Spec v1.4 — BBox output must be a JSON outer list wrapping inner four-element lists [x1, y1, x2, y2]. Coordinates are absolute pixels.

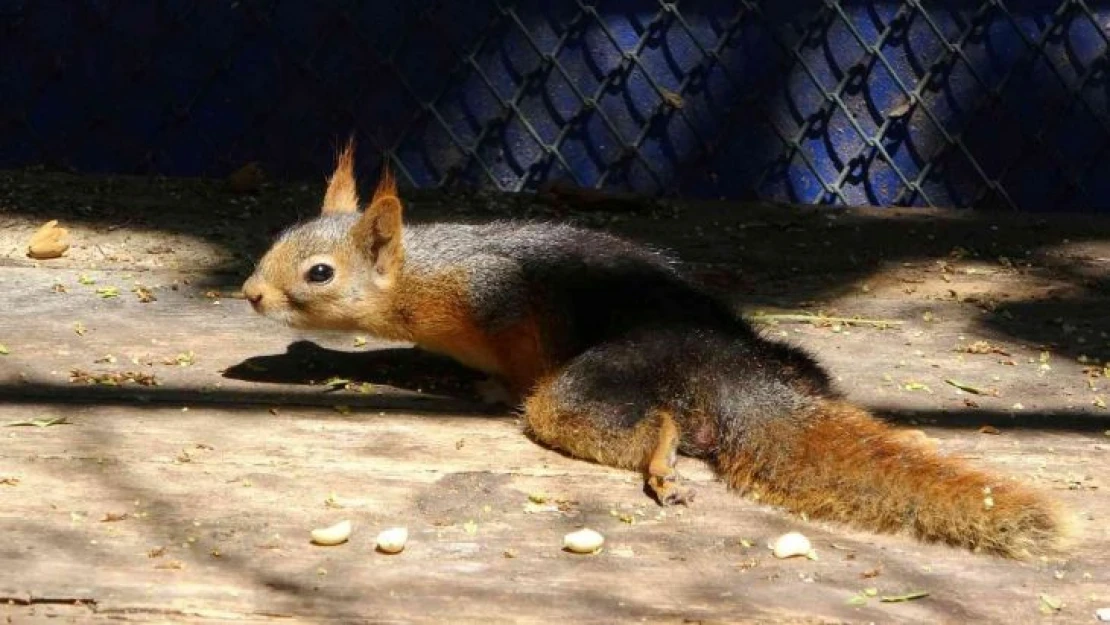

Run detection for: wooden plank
[[1, 231, 1108, 622], [2, 402, 1105, 624]]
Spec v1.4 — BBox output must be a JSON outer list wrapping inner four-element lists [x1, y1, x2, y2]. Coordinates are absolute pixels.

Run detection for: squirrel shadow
[[222, 340, 493, 408]]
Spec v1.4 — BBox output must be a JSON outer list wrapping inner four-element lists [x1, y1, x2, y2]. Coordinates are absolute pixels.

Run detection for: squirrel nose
[[242, 278, 264, 308]]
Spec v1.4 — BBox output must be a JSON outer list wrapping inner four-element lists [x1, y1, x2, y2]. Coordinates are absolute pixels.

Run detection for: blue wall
[[3, 1, 1110, 211]]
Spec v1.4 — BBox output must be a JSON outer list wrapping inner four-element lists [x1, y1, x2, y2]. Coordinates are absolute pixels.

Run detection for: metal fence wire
[[4, 0, 1110, 211]]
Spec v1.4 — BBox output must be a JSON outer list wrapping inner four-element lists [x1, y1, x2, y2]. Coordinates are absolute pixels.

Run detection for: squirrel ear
[[352, 165, 404, 283], [321, 138, 359, 215], [370, 160, 398, 205]]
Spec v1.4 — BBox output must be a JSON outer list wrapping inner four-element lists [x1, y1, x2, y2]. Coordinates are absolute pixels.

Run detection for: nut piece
[[1096, 607, 1110, 622], [563, 528, 604, 554], [27, 220, 70, 260], [770, 531, 813, 559], [310, 520, 352, 546], [375, 527, 408, 554]]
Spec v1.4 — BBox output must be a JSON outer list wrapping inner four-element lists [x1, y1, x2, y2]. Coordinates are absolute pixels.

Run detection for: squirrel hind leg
[[522, 371, 694, 506], [644, 408, 695, 506]]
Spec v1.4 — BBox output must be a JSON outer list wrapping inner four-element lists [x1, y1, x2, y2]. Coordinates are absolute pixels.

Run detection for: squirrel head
[[242, 141, 406, 335]]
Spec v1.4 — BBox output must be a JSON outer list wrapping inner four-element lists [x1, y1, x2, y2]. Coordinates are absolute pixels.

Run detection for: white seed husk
[[771, 531, 813, 559], [563, 528, 604, 554], [376, 527, 408, 554], [310, 520, 352, 546]]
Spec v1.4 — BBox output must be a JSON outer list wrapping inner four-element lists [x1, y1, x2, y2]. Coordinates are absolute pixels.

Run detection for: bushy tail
[[716, 399, 1064, 558]]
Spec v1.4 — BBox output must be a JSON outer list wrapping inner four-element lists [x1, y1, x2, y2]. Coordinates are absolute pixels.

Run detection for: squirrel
[[242, 143, 1064, 558]]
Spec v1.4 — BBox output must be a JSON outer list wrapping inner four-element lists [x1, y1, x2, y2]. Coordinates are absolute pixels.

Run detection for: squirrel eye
[[306, 263, 334, 284]]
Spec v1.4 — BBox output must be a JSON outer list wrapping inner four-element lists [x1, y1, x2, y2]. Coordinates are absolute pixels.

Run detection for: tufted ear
[[351, 163, 404, 285], [321, 138, 359, 215], [369, 159, 397, 205]]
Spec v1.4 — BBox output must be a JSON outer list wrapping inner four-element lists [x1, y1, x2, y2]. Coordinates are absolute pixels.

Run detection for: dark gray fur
[[404, 221, 750, 358], [276, 216, 835, 445], [399, 220, 837, 457]]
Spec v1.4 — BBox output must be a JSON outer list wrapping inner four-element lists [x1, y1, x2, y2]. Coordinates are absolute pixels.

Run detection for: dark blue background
[[3, 1, 1110, 211]]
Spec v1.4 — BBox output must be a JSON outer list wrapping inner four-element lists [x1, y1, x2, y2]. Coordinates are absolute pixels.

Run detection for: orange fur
[[644, 409, 694, 504], [247, 146, 1064, 559], [353, 192, 405, 284], [322, 138, 359, 214], [646, 409, 680, 478], [717, 399, 1062, 558], [523, 376, 665, 472], [524, 385, 696, 503], [372, 160, 398, 204], [487, 315, 551, 395], [392, 270, 502, 374], [522, 378, 1062, 557], [393, 273, 555, 392]]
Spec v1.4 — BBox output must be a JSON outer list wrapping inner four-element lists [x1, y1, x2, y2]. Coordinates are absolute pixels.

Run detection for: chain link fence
[[3, 1, 1110, 211]]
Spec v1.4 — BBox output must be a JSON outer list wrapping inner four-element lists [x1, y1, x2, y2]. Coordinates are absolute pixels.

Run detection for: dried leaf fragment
[[860, 565, 883, 579], [958, 340, 1010, 356], [609, 509, 635, 524], [132, 285, 157, 303], [660, 89, 685, 109], [888, 99, 913, 117], [163, 351, 195, 366], [4, 416, 69, 428], [1038, 593, 1063, 613], [69, 369, 159, 386], [880, 591, 929, 603], [27, 220, 70, 259], [945, 379, 985, 395]]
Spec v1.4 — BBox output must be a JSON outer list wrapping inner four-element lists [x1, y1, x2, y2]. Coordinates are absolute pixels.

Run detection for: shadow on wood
[[222, 339, 485, 394]]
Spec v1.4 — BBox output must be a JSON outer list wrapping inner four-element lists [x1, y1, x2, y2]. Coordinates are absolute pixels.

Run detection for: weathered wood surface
[[1, 263, 1106, 625], [1, 180, 1109, 623]]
